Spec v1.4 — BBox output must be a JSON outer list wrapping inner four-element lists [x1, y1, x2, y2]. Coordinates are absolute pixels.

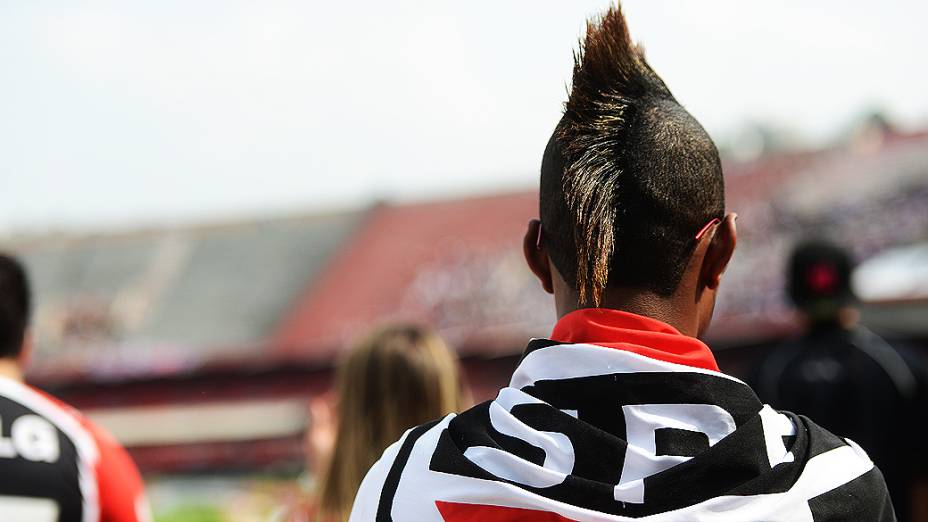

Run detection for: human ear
[[701, 213, 737, 290], [18, 329, 33, 369], [523, 219, 554, 294]]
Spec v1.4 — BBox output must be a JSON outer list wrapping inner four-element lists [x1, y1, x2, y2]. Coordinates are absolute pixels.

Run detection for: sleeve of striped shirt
[[82, 418, 151, 522]]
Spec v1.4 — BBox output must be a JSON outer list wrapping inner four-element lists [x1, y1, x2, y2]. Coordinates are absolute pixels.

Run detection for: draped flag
[[351, 339, 894, 521]]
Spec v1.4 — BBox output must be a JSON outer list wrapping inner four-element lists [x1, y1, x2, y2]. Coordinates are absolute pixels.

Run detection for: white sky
[[2, 1, 926, 233]]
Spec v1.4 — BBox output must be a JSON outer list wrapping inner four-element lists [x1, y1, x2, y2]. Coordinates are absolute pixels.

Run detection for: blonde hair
[[316, 325, 464, 521]]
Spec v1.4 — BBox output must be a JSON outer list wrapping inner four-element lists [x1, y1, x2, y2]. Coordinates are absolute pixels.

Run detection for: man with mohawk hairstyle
[[349, 4, 894, 521]]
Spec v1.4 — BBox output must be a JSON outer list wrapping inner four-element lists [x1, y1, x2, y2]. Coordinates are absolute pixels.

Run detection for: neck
[[0, 359, 23, 382], [559, 289, 699, 337]]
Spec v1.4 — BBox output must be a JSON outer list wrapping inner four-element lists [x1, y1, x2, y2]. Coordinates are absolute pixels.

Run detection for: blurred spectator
[[754, 239, 928, 521], [0, 253, 150, 521], [304, 394, 336, 485], [302, 325, 466, 522]]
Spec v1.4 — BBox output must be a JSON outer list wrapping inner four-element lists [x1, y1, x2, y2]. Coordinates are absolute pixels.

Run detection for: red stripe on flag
[[436, 501, 577, 521]]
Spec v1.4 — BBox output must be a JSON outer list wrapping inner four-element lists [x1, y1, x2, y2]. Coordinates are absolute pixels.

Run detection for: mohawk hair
[[541, 4, 724, 305]]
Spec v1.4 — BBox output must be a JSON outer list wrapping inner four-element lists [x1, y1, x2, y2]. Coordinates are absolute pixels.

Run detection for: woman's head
[[317, 324, 464, 520]]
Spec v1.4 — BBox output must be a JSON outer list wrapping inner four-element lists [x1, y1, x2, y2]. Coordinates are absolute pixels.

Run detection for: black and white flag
[[351, 340, 894, 521]]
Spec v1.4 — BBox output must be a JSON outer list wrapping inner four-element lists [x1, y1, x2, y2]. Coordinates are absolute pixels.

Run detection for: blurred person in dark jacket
[[0, 253, 150, 522], [755, 239, 928, 521]]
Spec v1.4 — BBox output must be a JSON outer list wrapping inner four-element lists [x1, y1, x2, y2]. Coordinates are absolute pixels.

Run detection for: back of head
[[540, 5, 725, 305], [0, 253, 31, 360], [318, 324, 463, 520], [787, 239, 856, 323]]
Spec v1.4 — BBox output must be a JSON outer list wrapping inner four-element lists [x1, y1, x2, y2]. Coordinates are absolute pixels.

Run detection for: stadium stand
[[0, 126, 925, 475]]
